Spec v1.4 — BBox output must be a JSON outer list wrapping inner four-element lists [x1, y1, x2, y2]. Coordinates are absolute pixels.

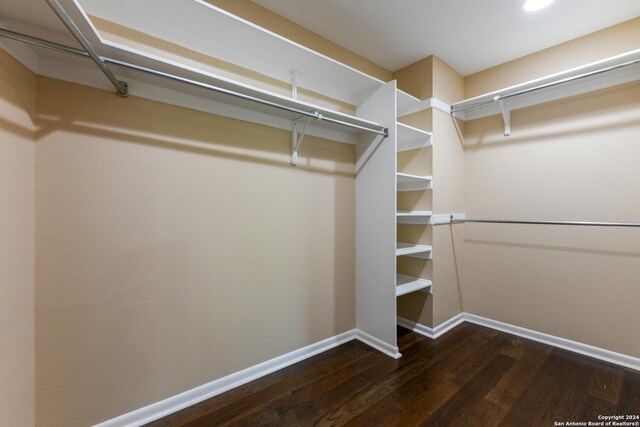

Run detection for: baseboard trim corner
[[354, 330, 402, 359], [397, 313, 465, 339], [93, 329, 358, 427]]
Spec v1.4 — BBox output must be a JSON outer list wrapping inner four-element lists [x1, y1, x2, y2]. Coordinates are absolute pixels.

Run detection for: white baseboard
[[93, 329, 358, 427], [463, 313, 640, 372], [354, 330, 402, 359], [399, 312, 640, 372], [94, 313, 640, 426], [397, 313, 465, 339]]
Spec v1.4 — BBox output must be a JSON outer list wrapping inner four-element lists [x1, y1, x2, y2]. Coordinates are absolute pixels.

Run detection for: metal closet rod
[[451, 57, 640, 114], [0, 27, 388, 138], [449, 217, 640, 228], [45, 0, 127, 96]]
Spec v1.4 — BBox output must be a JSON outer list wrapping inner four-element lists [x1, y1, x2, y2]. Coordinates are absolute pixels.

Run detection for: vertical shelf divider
[[355, 81, 400, 358]]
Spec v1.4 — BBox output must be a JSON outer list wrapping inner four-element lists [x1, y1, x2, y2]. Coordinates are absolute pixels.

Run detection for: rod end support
[[117, 81, 128, 97]]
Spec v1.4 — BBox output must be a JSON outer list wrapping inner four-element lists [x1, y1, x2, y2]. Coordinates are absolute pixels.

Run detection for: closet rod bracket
[[117, 81, 129, 97], [291, 112, 321, 166], [495, 96, 511, 136]]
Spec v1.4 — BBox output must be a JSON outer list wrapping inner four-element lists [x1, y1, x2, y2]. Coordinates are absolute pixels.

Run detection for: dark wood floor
[[147, 323, 640, 426]]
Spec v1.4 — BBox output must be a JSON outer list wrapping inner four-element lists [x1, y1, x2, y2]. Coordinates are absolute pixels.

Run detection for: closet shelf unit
[[396, 274, 432, 297], [397, 122, 433, 152], [0, 0, 442, 359], [397, 211, 433, 225], [394, 82, 434, 319], [0, 0, 406, 145], [451, 49, 640, 135], [396, 243, 433, 259], [397, 172, 433, 191], [59, 0, 443, 144]]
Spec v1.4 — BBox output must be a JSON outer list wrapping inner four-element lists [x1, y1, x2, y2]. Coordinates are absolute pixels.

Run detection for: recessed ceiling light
[[523, 0, 555, 12]]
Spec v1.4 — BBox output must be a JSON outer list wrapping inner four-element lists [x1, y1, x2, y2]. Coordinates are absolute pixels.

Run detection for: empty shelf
[[397, 123, 432, 152], [396, 89, 433, 117], [451, 49, 640, 121], [397, 173, 432, 191], [81, 0, 386, 106], [396, 274, 432, 296], [396, 243, 432, 259], [397, 211, 433, 225]]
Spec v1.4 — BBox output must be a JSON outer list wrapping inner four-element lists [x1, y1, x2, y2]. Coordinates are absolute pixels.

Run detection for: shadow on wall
[[35, 78, 355, 178], [0, 56, 35, 137], [33, 76, 358, 425], [465, 235, 640, 259], [462, 82, 640, 150]]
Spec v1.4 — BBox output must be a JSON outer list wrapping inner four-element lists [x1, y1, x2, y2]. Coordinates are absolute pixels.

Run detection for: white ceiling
[[251, 0, 640, 75]]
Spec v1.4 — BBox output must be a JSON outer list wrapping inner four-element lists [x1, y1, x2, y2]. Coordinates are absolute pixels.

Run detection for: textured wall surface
[[462, 81, 640, 356], [0, 47, 36, 426], [35, 77, 355, 426]]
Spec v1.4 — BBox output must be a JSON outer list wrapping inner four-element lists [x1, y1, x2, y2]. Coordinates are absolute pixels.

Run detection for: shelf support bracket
[[291, 71, 298, 99], [496, 96, 511, 136], [291, 114, 318, 166]]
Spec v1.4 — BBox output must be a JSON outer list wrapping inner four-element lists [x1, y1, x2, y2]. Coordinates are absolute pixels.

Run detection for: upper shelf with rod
[[70, 0, 434, 123], [0, 0, 389, 146], [74, 0, 389, 107], [451, 49, 640, 135]]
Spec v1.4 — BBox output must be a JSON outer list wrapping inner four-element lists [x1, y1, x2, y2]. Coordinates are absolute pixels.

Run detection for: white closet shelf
[[397, 172, 432, 191], [78, 0, 386, 106], [11, 0, 387, 145], [451, 49, 640, 122], [397, 211, 433, 225], [397, 123, 432, 152], [396, 89, 434, 117], [396, 274, 432, 297], [396, 243, 432, 259]]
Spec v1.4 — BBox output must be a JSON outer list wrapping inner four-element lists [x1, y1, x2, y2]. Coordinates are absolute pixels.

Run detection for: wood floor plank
[[386, 327, 506, 415], [498, 372, 562, 427], [147, 324, 640, 427], [310, 355, 439, 425], [484, 358, 542, 409], [267, 348, 390, 423], [348, 381, 460, 427], [547, 360, 592, 422], [146, 339, 374, 426], [619, 369, 640, 413], [448, 397, 509, 427], [444, 332, 512, 386], [580, 395, 619, 423], [423, 354, 516, 426], [484, 335, 549, 412], [587, 363, 624, 405]]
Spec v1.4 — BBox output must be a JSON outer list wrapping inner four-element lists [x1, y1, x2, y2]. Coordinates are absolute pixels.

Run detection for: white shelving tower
[[395, 91, 434, 323]]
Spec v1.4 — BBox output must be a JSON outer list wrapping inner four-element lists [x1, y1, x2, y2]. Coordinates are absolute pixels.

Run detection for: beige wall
[[462, 81, 640, 356], [35, 77, 356, 426], [394, 56, 433, 101], [0, 48, 36, 425], [465, 17, 640, 98], [459, 18, 640, 357]]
